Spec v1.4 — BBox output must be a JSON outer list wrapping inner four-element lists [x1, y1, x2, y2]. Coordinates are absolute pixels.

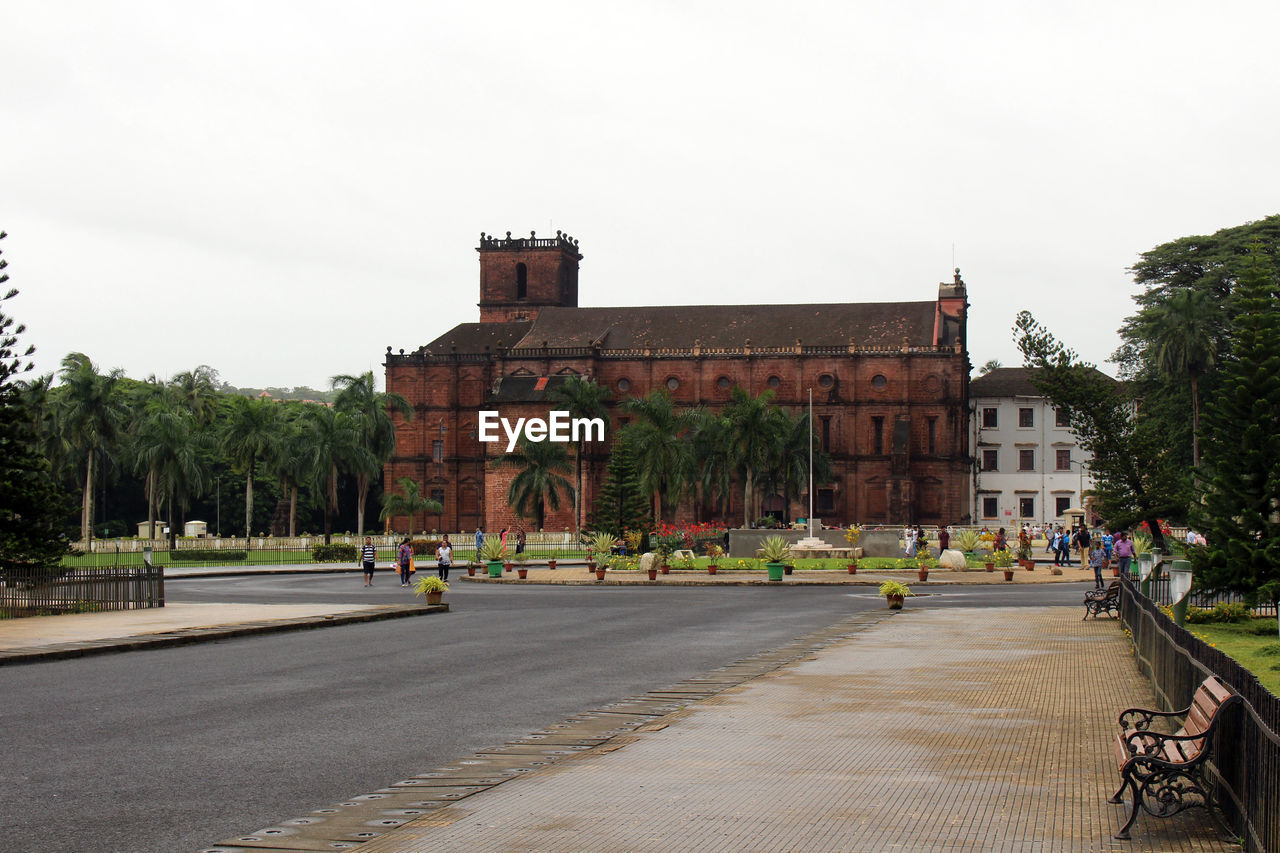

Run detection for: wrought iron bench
[[1083, 580, 1121, 620], [1109, 675, 1242, 840]]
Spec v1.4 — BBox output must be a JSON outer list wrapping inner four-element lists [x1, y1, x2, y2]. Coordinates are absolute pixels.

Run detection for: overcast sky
[[3, 1, 1277, 391]]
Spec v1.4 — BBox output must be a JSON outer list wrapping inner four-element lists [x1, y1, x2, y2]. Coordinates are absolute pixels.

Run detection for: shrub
[[409, 539, 443, 556], [1185, 602, 1253, 623], [312, 544, 357, 562], [953, 529, 980, 552], [170, 550, 247, 562]]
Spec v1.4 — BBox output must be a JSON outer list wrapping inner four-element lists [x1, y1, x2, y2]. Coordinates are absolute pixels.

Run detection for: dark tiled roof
[[423, 322, 530, 354], [499, 302, 938, 350], [487, 374, 573, 403], [970, 366, 1117, 398]]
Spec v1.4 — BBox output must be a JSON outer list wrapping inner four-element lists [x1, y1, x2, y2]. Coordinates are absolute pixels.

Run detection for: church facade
[[383, 231, 972, 533]]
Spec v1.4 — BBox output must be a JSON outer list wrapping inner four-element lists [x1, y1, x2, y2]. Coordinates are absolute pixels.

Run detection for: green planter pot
[[487, 560, 504, 578], [766, 562, 785, 582]]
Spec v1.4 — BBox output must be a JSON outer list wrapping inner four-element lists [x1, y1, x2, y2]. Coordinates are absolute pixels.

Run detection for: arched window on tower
[[516, 263, 528, 299]]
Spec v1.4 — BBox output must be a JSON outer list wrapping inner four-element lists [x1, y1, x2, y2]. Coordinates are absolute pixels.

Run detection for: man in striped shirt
[[361, 537, 377, 587]]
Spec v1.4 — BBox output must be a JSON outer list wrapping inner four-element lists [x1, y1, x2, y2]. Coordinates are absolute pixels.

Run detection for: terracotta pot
[[661, 565, 670, 574], [1003, 569, 1015, 581], [647, 568, 658, 581], [886, 593, 905, 610], [707, 565, 718, 575], [595, 568, 606, 580], [847, 563, 858, 574], [425, 591, 443, 605], [547, 560, 557, 570], [784, 565, 793, 575], [467, 565, 476, 577], [918, 568, 929, 582], [985, 562, 995, 572], [517, 568, 528, 579], [586, 560, 596, 572], [504, 561, 513, 573], [1112, 566, 1120, 577]]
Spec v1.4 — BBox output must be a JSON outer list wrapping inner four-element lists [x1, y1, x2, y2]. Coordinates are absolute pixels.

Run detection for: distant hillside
[[219, 384, 336, 403]]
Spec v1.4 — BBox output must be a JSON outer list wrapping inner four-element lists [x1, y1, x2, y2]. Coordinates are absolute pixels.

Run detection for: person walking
[[937, 526, 950, 552], [515, 527, 526, 555], [1088, 536, 1107, 587], [474, 526, 484, 560], [1074, 525, 1091, 568], [361, 536, 377, 587], [1114, 531, 1135, 578], [396, 537, 414, 588], [436, 536, 452, 581]]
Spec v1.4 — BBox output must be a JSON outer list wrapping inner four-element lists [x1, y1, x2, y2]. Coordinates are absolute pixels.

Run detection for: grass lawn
[[1187, 618, 1280, 696]]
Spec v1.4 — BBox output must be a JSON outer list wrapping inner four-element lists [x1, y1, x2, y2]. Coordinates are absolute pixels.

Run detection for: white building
[[969, 367, 1109, 527]]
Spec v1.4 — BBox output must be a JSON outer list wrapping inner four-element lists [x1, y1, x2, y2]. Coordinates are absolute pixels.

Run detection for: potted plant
[[413, 575, 449, 605], [585, 531, 616, 575], [879, 580, 913, 610], [479, 538, 506, 578], [1017, 538, 1033, 570], [993, 549, 1014, 581], [466, 560, 477, 577], [704, 543, 723, 573], [512, 551, 530, 579], [760, 535, 791, 582], [916, 556, 931, 582]]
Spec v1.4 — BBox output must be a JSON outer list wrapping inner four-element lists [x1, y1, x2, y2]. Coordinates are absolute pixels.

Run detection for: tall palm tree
[[378, 477, 443, 531], [130, 403, 211, 547], [763, 408, 833, 524], [546, 375, 611, 532], [125, 381, 175, 539], [270, 410, 312, 537], [621, 390, 697, 522], [493, 436, 574, 531], [722, 387, 784, 527], [691, 410, 735, 522], [332, 372, 412, 536], [301, 404, 365, 544], [170, 365, 221, 426], [57, 353, 126, 544], [1144, 288, 1220, 467], [220, 395, 283, 539]]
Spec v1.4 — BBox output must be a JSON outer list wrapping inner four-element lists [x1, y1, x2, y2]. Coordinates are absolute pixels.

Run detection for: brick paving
[[344, 606, 1235, 853]]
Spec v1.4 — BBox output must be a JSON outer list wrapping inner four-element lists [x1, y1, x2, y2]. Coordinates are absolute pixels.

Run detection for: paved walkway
[[206, 606, 1234, 853]]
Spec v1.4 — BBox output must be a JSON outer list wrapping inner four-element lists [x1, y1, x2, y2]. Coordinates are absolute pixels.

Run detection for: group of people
[[901, 524, 933, 557], [360, 535, 453, 587]]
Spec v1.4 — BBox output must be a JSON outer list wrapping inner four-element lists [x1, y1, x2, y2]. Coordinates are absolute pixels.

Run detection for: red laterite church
[[383, 231, 972, 532]]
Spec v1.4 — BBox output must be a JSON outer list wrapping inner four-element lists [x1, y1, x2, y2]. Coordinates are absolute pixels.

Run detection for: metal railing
[[1, 566, 164, 618], [1120, 578, 1279, 852]]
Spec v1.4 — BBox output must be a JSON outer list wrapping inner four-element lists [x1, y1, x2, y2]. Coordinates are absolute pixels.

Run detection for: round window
[[716, 376, 731, 390], [666, 377, 680, 391], [767, 375, 781, 389], [617, 378, 630, 392], [872, 374, 887, 390], [818, 374, 835, 388]]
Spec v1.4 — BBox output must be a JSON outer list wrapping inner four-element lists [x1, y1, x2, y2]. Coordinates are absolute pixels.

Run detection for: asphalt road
[[0, 575, 1090, 853]]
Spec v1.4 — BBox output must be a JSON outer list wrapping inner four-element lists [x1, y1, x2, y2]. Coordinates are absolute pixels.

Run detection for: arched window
[[516, 263, 528, 299]]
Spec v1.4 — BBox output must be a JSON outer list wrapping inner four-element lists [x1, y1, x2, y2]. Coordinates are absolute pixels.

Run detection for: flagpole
[[808, 388, 814, 538]]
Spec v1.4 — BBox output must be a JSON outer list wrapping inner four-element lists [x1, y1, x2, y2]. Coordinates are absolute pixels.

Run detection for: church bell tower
[[477, 230, 582, 323]]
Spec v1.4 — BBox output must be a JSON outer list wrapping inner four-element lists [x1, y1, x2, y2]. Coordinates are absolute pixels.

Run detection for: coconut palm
[[722, 386, 784, 527], [220, 395, 283, 539], [691, 409, 734, 522], [131, 403, 211, 547], [1143, 288, 1220, 467], [270, 411, 313, 537], [57, 353, 127, 544], [546, 374, 611, 532], [332, 371, 412, 536], [763, 407, 832, 524], [493, 436, 574, 531], [300, 404, 366, 544], [378, 477, 443, 531], [621, 389, 697, 522], [170, 365, 222, 426]]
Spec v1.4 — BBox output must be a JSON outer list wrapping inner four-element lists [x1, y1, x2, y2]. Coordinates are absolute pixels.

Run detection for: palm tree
[[763, 408, 833, 524], [301, 404, 365, 544], [379, 477, 443, 531], [220, 395, 283, 539], [722, 387, 784, 527], [57, 353, 126, 544], [546, 375, 611, 532], [170, 365, 221, 426], [270, 410, 312, 537], [1144, 288, 1219, 467], [691, 410, 735, 522], [978, 358, 1003, 376], [332, 372, 412, 536], [621, 390, 697, 522], [493, 436, 574, 531]]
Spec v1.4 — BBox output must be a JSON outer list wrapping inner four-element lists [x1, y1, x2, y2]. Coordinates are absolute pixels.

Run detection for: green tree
[[170, 365, 222, 426], [332, 371, 412, 536], [722, 387, 784, 527], [621, 390, 697, 522], [57, 352, 126, 544], [1190, 242, 1280, 609], [0, 248, 72, 576], [138, 404, 211, 547], [378, 477, 443, 531], [586, 434, 651, 537], [546, 374, 611, 532], [977, 358, 1002, 376], [764, 407, 832, 524], [493, 435, 574, 531], [270, 410, 312, 537], [301, 404, 364, 544], [1013, 312, 1182, 550], [690, 410, 734, 522], [220, 395, 283, 538]]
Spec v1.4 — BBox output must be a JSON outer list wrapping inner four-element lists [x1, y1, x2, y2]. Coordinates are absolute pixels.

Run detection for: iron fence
[[1, 565, 164, 618], [1140, 573, 1278, 617], [1120, 578, 1279, 852]]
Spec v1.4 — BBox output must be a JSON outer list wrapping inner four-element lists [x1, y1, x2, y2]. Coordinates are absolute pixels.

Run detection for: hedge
[[170, 550, 247, 562], [312, 543, 358, 562]]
